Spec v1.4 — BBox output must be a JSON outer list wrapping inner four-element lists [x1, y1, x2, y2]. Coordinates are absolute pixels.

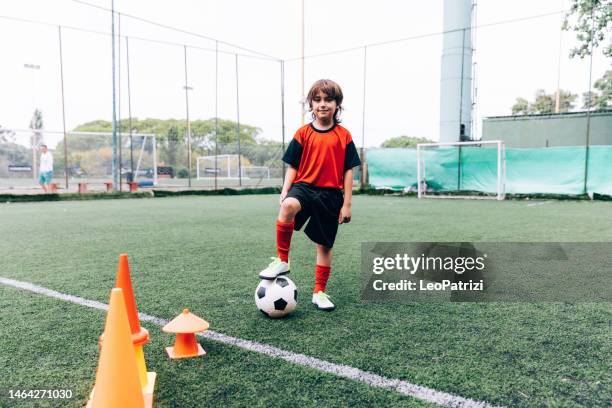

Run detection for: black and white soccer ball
[[255, 276, 297, 318]]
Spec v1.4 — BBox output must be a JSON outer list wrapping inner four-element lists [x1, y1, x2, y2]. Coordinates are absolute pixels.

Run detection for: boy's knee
[[280, 198, 300, 215], [316, 244, 332, 253]]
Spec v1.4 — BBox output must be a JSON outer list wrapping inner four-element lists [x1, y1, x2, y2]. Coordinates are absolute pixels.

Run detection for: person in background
[[39, 144, 54, 193]]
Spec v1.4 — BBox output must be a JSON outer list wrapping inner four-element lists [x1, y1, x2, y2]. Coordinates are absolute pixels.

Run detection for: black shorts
[[285, 183, 344, 249]]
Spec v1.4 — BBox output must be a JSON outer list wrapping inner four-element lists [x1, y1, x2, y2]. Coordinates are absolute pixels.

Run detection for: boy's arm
[[339, 169, 353, 224], [280, 165, 298, 205]]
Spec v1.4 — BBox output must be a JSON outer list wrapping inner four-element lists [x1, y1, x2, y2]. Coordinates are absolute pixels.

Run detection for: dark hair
[[306, 79, 343, 122], [41, 144, 47, 148]]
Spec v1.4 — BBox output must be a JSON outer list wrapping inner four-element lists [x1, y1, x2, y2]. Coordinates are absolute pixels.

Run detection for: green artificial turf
[[0, 285, 431, 408], [0, 196, 611, 407]]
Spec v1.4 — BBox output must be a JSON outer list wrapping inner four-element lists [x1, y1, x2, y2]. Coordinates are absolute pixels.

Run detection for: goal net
[[130, 134, 158, 185], [416, 140, 506, 200], [0, 129, 158, 185], [196, 154, 242, 179], [240, 166, 270, 179]]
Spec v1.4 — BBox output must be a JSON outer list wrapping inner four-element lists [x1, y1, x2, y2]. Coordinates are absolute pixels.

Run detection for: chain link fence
[[1, 2, 609, 193]]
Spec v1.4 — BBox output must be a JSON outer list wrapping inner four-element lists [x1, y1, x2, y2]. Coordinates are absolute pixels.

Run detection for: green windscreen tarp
[[367, 145, 612, 196]]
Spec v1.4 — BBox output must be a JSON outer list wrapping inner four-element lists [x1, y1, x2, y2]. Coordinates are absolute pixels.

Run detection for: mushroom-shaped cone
[[163, 309, 209, 334], [162, 309, 209, 359]]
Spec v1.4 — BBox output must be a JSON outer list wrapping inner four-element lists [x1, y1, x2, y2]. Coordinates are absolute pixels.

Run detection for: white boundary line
[[0, 276, 503, 408], [526, 201, 551, 207]]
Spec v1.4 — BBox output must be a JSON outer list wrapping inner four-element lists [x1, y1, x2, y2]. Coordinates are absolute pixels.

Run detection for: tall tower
[[439, 0, 475, 142]]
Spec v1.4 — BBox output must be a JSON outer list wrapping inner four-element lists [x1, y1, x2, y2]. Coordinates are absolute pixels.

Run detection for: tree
[[161, 125, 182, 167], [29, 109, 44, 178], [582, 69, 612, 109], [0, 126, 27, 177], [30, 109, 44, 146], [381, 136, 434, 148], [556, 89, 580, 112], [511, 98, 530, 115], [563, 0, 612, 58], [511, 89, 577, 115], [531, 90, 555, 114], [0, 125, 16, 144], [65, 117, 276, 175], [73, 117, 261, 154], [240, 140, 284, 168]]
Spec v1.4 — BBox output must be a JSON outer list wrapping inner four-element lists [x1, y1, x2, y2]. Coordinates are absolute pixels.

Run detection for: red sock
[[276, 220, 294, 262], [314, 265, 331, 293]]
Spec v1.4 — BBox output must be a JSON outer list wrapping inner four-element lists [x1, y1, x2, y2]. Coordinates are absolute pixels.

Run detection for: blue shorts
[[39, 171, 53, 184]]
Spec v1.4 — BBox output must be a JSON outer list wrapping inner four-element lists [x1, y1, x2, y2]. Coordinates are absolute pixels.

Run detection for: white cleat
[[312, 291, 335, 311], [259, 257, 290, 280]]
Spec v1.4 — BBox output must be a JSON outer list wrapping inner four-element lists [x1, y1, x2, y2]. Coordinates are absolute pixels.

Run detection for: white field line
[[0, 276, 504, 408], [526, 201, 551, 207]]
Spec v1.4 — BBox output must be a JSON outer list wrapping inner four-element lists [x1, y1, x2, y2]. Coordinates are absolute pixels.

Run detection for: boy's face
[[311, 90, 337, 123]]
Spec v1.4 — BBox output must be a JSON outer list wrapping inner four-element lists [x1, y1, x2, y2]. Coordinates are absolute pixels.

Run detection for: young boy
[[259, 79, 361, 311]]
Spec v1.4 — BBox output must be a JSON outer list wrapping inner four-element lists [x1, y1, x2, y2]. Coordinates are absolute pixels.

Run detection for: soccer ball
[[255, 276, 297, 318]]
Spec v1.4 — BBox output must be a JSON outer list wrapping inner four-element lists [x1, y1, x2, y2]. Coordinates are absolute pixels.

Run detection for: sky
[[0, 0, 609, 148]]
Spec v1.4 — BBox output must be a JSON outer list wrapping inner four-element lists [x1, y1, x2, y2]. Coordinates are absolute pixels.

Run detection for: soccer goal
[[240, 166, 270, 179], [130, 134, 158, 185], [4, 129, 159, 185], [196, 154, 241, 179], [416, 140, 506, 200]]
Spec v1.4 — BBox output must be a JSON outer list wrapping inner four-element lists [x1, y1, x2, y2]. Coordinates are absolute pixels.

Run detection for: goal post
[[131, 134, 158, 185], [240, 166, 270, 179], [196, 154, 240, 179], [416, 140, 506, 200]]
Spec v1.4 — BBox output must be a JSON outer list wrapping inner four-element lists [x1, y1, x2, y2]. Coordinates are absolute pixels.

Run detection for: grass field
[[1, 195, 611, 407]]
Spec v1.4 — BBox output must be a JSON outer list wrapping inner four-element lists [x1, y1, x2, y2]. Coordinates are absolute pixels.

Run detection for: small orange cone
[[87, 288, 152, 408], [109, 254, 150, 345], [163, 309, 209, 359], [99, 254, 155, 394]]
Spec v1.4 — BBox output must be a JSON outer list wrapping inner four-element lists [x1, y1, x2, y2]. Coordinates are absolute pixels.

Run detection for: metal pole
[[183, 45, 192, 188], [497, 141, 501, 200], [280, 60, 286, 181], [58, 26, 69, 190], [583, 9, 595, 195], [214, 40, 219, 190], [24, 64, 40, 182], [126, 36, 134, 179], [555, 18, 563, 113], [235, 54, 242, 187], [360, 46, 367, 190], [111, 0, 118, 190], [153, 136, 157, 186], [118, 12, 122, 191], [458, 28, 467, 191], [417, 145, 422, 199], [300, 0, 305, 126], [470, 0, 478, 139], [459, 28, 466, 139]]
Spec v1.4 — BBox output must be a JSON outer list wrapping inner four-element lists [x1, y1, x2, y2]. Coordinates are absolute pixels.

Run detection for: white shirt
[[40, 151, 53, 172]]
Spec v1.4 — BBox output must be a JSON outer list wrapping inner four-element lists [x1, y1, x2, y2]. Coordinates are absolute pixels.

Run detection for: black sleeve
[[344, 140, 361, 171], [282, 138, 303, 169]]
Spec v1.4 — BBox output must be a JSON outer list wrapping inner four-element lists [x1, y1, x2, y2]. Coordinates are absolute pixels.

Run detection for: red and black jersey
[[282, 122, 361, 189]]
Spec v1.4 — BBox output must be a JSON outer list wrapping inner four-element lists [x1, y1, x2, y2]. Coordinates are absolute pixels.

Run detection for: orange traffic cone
[[87, 288, 152, 408], [163, 309, 209, 359], [99, 254, 155, 393]]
